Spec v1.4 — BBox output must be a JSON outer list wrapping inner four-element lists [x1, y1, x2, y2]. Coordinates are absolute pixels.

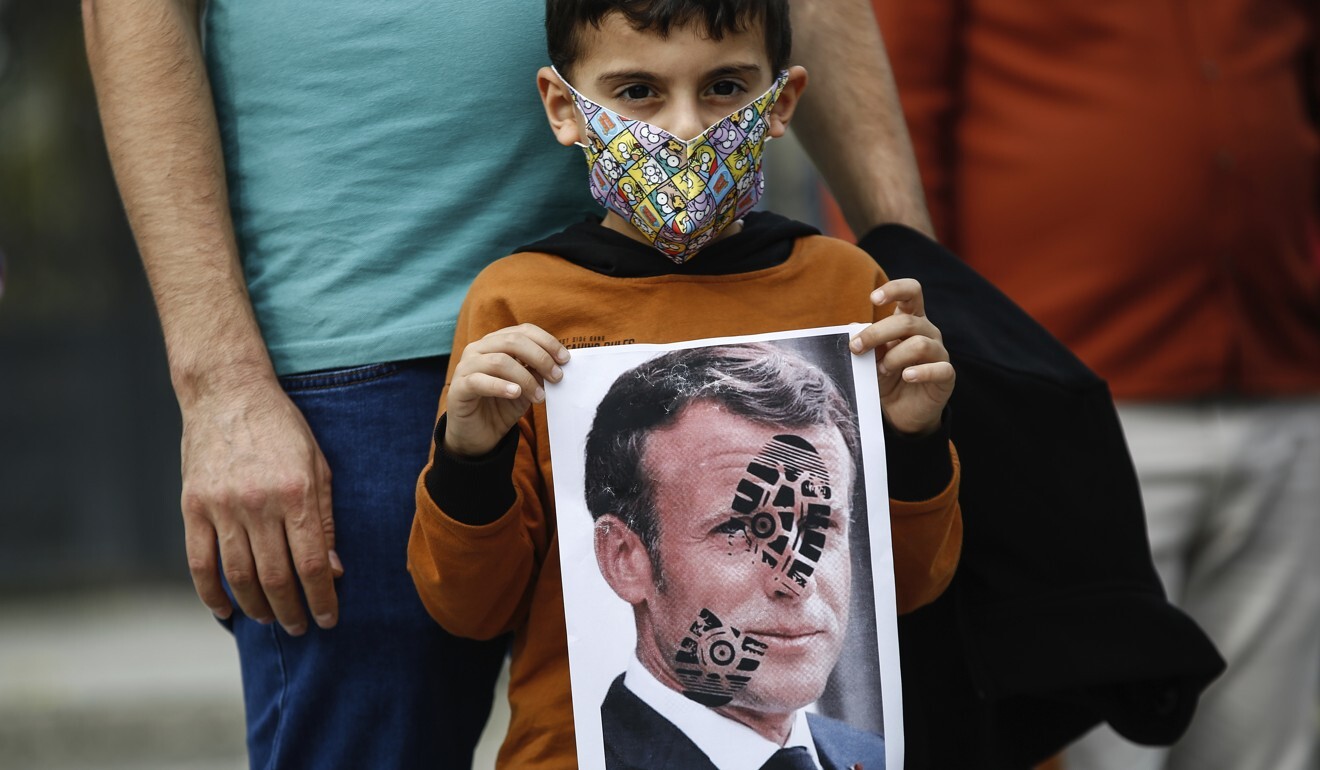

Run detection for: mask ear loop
[[549, 65, 591, 149], [760, 71, 792, 146]]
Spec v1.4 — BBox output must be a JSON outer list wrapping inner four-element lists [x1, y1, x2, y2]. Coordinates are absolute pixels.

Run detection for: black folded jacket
[[858, 225, 1225, 769]]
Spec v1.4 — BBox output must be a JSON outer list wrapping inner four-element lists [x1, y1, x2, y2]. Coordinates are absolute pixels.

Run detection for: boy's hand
[[444, 324, 570, 458], [850, 278, 955, 436]]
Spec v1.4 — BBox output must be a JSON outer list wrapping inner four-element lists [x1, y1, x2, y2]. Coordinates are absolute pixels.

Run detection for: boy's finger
[[476, 352, 551, 400], [899, 361, 957, 385], [870, 278, 926, 316], [850, 313, 941, 353], [481, 330, 567, 383], [878, 335, 950, 376], [514, 323, 572, 366], [461, 370, 542, 402]]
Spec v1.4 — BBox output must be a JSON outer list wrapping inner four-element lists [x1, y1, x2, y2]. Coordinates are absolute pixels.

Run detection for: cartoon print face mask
[[554, 68, 790, 264]]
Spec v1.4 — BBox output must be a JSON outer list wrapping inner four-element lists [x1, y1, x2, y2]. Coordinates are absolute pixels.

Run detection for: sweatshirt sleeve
[[888, 434, 962, 615], [868, 255, 963, 614], [881, 360, 962, 617], [407, 289, 553, 641]]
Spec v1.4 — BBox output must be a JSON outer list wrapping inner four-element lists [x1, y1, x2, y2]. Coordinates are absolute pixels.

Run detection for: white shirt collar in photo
[[623, 656, 823, 770]]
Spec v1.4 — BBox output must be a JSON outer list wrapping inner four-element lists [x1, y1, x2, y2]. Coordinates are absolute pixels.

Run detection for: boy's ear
[[767, 65, 809, 139], [538, 66, 585, 147], [594, 514, 655, 606]]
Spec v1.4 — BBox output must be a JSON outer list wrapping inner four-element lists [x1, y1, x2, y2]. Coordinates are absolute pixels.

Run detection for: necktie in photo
[[759, 746, 817, 770]]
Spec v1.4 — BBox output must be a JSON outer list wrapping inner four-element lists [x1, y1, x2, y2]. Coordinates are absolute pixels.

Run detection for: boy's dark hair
[[547, 0, 792, 77]]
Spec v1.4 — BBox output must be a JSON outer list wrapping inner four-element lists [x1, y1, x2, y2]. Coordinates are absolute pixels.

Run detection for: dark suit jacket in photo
[[600, 675, 886, 770]]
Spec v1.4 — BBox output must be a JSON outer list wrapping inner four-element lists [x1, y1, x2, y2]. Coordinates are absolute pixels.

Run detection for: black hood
[[516, 211, 820, 278]]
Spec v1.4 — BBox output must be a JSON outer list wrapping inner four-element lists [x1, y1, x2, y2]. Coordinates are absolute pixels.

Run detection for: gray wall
[[0, 0, 186, 593]]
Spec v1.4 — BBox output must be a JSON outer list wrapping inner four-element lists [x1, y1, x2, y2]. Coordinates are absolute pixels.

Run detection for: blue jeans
[[226, 357, 508, 769]]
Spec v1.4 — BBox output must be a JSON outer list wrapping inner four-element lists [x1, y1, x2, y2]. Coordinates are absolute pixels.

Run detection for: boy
[[408, 2, 961, 767]]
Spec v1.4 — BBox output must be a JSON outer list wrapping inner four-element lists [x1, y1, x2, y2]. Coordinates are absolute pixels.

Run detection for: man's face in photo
[[636, 400, 853, 716]]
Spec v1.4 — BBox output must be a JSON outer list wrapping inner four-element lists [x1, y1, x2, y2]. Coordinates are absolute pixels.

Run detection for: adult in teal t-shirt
[[83, 0, 935, 766], [200, 3, 595, 767]]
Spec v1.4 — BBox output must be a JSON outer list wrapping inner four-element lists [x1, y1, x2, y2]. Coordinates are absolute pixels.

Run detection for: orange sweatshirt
[[408, 214, 962, 769]]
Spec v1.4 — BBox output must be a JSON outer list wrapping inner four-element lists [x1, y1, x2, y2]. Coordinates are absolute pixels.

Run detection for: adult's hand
[[83, 0, 340, 634], [180, 376, 341, 635]]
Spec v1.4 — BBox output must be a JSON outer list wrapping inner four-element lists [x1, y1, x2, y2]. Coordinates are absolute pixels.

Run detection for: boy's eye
[[621, 84, 654, 101], [708, 80, 745, 98]]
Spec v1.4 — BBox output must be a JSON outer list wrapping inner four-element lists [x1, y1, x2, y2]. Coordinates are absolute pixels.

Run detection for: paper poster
[[546, 325, 903, 770]]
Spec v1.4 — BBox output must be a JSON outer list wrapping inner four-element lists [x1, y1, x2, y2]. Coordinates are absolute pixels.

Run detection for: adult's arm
[[869, 0, 965, 242], [83, 0, 339, 635], [789, 0, 934, 238]]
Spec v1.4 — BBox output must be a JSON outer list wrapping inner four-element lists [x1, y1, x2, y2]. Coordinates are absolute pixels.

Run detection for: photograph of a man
[[583, 342, 885, 770]]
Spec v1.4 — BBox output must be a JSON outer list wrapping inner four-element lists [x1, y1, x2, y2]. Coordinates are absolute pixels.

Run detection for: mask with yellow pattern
[[555, 68, 790, 263]]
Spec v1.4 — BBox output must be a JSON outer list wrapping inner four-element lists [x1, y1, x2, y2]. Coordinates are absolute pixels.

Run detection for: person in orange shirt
[[875, 2, 1320, 769]]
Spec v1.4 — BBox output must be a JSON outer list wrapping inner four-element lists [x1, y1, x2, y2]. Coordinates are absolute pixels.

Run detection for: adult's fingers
[[248, 491, 314, 636], [182, 513, 232, 619], [216, 524, 275, 625], [318, 458, 343, 579], [287, 462, 338, 630]]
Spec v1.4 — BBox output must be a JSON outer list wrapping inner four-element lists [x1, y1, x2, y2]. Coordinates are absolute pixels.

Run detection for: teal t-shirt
[[205, 1, 596, 374]]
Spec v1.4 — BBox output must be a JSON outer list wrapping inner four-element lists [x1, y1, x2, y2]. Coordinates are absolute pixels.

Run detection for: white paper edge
[[544, 323, 905, 770]]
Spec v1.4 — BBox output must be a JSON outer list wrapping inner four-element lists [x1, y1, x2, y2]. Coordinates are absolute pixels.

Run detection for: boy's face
[[540, 13, 806, 151], [537, 12, 806, 249]]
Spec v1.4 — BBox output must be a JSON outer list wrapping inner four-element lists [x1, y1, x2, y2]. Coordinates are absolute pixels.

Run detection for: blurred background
[[0, 3, 830, 767], [8, 2, 1315, 769], [0, 1, 249, 768]]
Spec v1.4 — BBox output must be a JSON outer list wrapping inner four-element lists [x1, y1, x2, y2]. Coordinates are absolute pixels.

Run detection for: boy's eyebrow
[[594, 62, 765, 88], [703, 63, 764, 80], [595, 69, 661, 87]]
